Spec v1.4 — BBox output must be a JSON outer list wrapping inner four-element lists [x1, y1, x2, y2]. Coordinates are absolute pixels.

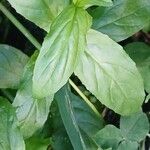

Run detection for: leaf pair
[[94, 112, 149, 150], [32, 5, 144, 115]]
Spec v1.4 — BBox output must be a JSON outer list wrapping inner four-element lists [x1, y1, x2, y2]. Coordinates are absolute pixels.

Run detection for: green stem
[[0, 3, 100, 116], [0, 3, 41, 50], [69, 79, 100, 117]]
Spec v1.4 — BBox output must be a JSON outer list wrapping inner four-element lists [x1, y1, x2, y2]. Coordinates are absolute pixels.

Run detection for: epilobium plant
[[0, 0, 150, 149]]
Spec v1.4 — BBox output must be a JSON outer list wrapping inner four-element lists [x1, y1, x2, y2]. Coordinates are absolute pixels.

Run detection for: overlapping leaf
[[7, 0, 70, 32], [33, 5, 91, 98], [0, 44, 28, 89], [55, 85, 104, 150], [124, 42, 150, 93], [92, 0, 150, 41], [120, 112, 149, 142], [94, 125, 122, 150], [13, 52, 53, 138], [0, 97, 25, 150], [75, 29, 145, 115], [94, 112, 149, 150]]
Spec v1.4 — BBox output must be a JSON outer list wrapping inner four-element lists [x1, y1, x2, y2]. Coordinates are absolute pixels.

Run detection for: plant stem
[[0, 3, 100, 116], [0, 3, 41, 50], [69, 79, 100, 116]]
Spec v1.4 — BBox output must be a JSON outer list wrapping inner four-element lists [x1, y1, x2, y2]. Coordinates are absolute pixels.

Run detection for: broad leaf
[[0, 44, 28, 89], [25, 136, 50, 150], [13, 52, 54, 138], [0, 97, 25, 150], [33, 5, 91, 98], [94, 125, 122, 150], [55, 85, 104, 150], [120, 112, 149, 142], [7, 0, 71, 32], [73, 0, 112, 8], [117, 141, 138, 150], [92, 0, 150, 41], [124, 42, 150, 93], [75, 29, 145, 115]]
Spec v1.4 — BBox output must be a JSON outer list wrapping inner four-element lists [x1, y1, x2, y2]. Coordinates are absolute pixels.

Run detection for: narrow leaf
[[124, 42, 150, 93], [92, 0, 150, 41], [55, 85, 104, 150], [0, 97, 25, 150], [7, 0, 70, 32], [75, 29, 145, 115], [52, 112, 73, 150], [0, 44, 28, 89], [13, 52, 54, 138], [33, 5, 91, 98], [73, 0, 112, 8], [120, 112, 149, 142]]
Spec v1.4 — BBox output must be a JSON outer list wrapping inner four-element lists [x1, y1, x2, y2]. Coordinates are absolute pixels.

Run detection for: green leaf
[[75, 29, 145, 115], [0, 44, 28, 89], [55, 85, 104, 150], [117, 140, 138, 150], [7, 0, 71, 32], [52, 128, 73, 150], [0, 97, 25, 150], [73, 0, 112, 8], [94, 125, 122, 150], [33, 5, 91, 98], [50, 101, 73, 150], [25, 136, 50, 150], [92, 0, 150, 41], [13, 52, 54, 138], [120, 112, 149, 142], [124, 42, 150, 93]]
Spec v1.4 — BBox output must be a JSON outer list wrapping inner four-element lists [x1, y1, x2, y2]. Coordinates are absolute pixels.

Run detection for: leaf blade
[[75, 29, 145, 115], [7, 0, 70, 32], [55, 85, 104, 150], [13, 52, 54, 138], [92, 0, 150, 41], [0, 97, 25, 150], [0, 44, 28, 89], [33, 5, 91, 98]]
